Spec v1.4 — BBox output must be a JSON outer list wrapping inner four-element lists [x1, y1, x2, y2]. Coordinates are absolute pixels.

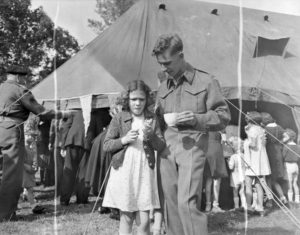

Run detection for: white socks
[[295, 194, 300, 203], [288, 192, 293, 202], [233, 197, 239, 209]]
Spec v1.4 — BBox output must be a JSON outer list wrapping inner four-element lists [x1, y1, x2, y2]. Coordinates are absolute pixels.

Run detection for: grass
[[1, 186, 300, 235]]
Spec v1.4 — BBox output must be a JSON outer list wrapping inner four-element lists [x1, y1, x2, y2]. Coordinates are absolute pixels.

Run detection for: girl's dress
[[103, 115, 160, 212], [244, 124, 271, 176]]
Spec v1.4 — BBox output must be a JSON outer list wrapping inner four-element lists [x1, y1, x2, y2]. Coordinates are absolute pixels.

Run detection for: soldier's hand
[[143, 119, 154, 141], [176, 111, 197, 126]]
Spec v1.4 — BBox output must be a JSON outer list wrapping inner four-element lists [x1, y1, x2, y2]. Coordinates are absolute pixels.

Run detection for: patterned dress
[[102, 115, 160, 212]]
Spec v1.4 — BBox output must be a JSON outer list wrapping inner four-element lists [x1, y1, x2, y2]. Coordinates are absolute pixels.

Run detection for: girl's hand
[[121, 129, 139, 145], [143, 119, 154, 141]]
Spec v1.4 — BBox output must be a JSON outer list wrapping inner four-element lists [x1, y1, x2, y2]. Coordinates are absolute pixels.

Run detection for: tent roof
[[32, 0, 300, 107]]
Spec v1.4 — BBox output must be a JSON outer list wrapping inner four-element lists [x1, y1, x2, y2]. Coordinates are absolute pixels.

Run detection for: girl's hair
[[120, 80, 153, 112], [228, 136, 243, 153], [261, 112, 274, 126], [285, 128, 297, 141], [245, 111, 262, 124]]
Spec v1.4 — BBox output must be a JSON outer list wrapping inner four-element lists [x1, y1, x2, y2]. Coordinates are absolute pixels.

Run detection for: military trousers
[[160, 128, 208, 235], [0, 123, 24, 221]]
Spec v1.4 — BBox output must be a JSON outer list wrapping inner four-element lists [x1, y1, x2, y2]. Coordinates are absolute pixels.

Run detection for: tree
[[88, 0, 138, 34], [0, 0, 80, 87]]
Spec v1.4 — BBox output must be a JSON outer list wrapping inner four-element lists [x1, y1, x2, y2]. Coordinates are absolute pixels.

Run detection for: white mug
[[164, 113, 178, 127]]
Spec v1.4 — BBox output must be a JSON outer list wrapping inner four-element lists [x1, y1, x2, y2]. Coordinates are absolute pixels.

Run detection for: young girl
[[244, 111, 271, 216], [282, 128, 300, 204], [102, 80, 166, 235], [228, 136, 246, 210]]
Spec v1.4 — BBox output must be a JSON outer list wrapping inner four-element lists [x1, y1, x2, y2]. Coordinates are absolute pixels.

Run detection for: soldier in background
[[0, 65, 73, 221]]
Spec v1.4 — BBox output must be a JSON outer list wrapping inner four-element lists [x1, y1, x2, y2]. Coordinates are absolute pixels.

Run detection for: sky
[[31, 0, 300, 46]]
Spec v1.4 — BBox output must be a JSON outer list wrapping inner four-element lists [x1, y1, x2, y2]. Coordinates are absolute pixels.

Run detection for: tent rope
[[83, 161, 113, 235], [226, 99, 300, 229], [240, 155, 300, 230]]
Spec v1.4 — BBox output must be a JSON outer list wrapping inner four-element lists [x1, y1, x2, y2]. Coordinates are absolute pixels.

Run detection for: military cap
[[6, 64, 29, 75]]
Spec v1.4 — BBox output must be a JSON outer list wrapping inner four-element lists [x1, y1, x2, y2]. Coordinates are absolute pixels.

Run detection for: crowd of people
[[202, 111, 300, 218], [1, 33, 300, 235]]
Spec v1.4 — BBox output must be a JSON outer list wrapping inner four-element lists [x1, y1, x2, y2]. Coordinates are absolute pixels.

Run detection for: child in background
[[282, 128, 300, 204], [204, 131, 228, 213], [244, 111, 271, 216], [261, 112, 287, 206], [22, 135, 45, 214], [228, 137, 246, 210]]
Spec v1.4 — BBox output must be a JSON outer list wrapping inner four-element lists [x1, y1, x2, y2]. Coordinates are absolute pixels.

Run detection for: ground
[[1, 186, 300, 235]]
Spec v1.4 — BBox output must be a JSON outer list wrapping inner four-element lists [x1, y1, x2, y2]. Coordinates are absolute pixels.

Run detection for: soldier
[[153, 34, 230, 235], [0, 65, 73, 221]]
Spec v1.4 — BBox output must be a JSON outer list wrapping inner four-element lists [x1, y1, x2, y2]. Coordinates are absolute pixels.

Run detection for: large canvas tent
[[32, 0, 300, 136]]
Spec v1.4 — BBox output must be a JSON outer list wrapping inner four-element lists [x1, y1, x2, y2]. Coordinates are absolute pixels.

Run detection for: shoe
[[280, 196, 288, 205], [253, 210, 265, 217], [211, 205, 224, 213], [109, 210, 120, 220], [32, 205, 46, 214], [246, 208, 255, 216], [98, 206, 110, 214], [265, 199, 273, 209], [235, 207, 245, 213]]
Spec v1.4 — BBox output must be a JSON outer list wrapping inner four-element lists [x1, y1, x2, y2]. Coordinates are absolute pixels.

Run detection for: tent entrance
[[227, 99, 298, 140]]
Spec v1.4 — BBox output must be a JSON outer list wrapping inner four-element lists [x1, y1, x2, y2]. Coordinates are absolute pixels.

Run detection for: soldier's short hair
[[152, 33, 183, 56]]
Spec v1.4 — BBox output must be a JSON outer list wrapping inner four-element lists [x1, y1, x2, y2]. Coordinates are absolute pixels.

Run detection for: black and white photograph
[[1, 0, 300, 234]]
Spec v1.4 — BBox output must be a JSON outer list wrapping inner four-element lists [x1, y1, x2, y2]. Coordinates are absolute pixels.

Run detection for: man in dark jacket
[[153, 34, 230, 235], [0, 65, 73, 221]]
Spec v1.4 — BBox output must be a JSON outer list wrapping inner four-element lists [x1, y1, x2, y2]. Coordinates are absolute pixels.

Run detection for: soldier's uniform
[[156, 63, 230, 235], [0, 66, 70, 221]]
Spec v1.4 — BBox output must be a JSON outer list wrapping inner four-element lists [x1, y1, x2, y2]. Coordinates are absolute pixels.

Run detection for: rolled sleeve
[[21, 89, 65, 120]]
